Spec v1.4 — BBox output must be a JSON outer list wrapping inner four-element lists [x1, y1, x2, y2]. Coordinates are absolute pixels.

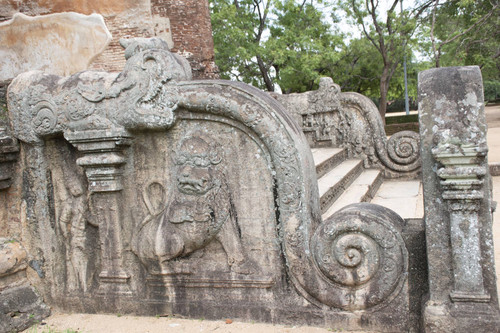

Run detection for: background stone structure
[[0, 0, 218, 79]]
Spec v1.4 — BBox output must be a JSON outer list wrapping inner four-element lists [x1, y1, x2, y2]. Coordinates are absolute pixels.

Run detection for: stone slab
[[487, 127, 500, 164], [321, 169, 382, 220], [372, 180, 421, 198], [317, 159, 362, 197], [0, 12, 111, 82], [371, 181, 423, 219], [311, 147, 344, 167]]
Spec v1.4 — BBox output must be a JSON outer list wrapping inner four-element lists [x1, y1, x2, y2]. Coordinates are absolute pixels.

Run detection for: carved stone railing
[[5, 38, 412, 331], [272, 78, 421, 178], [419, 66, 500, 332]]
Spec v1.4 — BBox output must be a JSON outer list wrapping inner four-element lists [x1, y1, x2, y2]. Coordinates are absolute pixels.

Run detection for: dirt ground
[[23, 105, 500, 333]]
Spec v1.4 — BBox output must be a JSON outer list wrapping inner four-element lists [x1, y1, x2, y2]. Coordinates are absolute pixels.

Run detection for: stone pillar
[[0, 127, 19, 190], [419, 66, 500, 332], [65, 129, 132, 295], [435, 148, 490, 302]]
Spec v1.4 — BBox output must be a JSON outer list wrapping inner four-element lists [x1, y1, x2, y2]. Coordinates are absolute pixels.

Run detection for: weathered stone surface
[[4, 38, 411, 332], [272, 77, 421, 178], [0, 0, 218, 79], [419, 66, 500, 332], [0, 239, 27, 291], [0, 127, 19, 190], [311, 203, 408, 312], [0, 284, 51, 333], [0, 239, 50, 333], [0, 12, 111, 83]]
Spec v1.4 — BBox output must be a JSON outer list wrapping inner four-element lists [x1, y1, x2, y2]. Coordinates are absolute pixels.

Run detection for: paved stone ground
[[23, 105, 500, 333]]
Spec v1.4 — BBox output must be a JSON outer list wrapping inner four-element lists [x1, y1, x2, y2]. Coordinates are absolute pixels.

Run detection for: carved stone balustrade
[[3, 37, 415, 332], [272, 78, 421, 178], [419, 66, 500, 332], [4, 37, 499, 333]]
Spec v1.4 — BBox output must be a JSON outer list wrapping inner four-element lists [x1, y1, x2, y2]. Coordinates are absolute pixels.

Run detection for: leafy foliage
[[210, 0, 342, 93], [423, 0, 500, 79], [210, 0, 500, 112]]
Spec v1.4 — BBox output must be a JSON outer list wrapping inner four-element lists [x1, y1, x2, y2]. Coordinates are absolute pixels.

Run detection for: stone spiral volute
[[311, 203, 408, 311], [386, 130, 420, 166]]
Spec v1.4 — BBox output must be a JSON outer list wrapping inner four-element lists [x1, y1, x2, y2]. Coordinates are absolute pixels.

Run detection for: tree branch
[[441, 3, 499, 46], [430, 0, 439, 66]]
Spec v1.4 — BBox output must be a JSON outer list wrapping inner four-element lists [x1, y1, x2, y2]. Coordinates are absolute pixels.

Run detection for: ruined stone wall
[[0, 0, 218, 79], [151, 0, 217, 79]]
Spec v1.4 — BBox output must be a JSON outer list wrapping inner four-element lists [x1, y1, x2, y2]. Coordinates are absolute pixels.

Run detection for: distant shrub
[[484, 80, 500, 103], [370, 98, 418, 113]]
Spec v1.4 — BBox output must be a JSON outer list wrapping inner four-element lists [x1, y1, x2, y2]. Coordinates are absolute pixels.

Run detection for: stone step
[[317, 158, 363, 214], [321, 169, 383, 220], [311, 147, 347, 179], [370, 180, 424, 219]]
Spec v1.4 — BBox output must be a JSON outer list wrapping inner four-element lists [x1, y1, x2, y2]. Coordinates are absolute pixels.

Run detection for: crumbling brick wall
[[151, 0, 218, 79]]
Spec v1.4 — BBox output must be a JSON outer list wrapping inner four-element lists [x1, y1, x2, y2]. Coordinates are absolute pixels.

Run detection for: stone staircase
[[313, 147, 424, 221]]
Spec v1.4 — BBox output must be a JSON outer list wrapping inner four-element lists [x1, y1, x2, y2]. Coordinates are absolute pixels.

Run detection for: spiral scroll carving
[[32, 101, 57, 135], [386, 130, 420, 166], [311, 203, 408, 311]]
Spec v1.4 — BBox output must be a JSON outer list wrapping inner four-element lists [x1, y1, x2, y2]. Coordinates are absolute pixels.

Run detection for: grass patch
[[385, 123, 419, 136], [385, 114, 418, 125]]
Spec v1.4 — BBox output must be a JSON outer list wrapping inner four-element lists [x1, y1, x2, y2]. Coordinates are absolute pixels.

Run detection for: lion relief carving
[[133, 134, 251, 275]]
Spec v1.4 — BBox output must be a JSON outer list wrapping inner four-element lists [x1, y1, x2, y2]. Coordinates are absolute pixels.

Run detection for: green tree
[[327, 37, 382, 95], [210, 0, 341, 93], [336, 0, 432, 119], [267, 0, 343, 92], [426, 0, 499, 79], [210, 0, 272, 89]]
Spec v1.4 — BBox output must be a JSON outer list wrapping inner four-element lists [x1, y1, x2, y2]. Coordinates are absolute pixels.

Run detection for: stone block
[[419, 66, 500, 332], [0, 239, 50, 333], [0, 12, 111, 83]]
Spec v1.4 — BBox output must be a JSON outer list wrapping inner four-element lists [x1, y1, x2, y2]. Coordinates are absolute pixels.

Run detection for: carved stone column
[[65, 129, 132, 295], [433, 147, 490, 302], [419, 66, 500, 332], [0, 127, 19, 190]]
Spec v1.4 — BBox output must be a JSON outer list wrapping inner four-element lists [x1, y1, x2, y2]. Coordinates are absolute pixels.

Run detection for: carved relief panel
[[125, 118, 279, 298]]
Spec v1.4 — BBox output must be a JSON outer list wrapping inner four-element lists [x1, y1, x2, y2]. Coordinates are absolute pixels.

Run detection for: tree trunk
[[257, 55, 274, 92], [379, 67, 390, 124]]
